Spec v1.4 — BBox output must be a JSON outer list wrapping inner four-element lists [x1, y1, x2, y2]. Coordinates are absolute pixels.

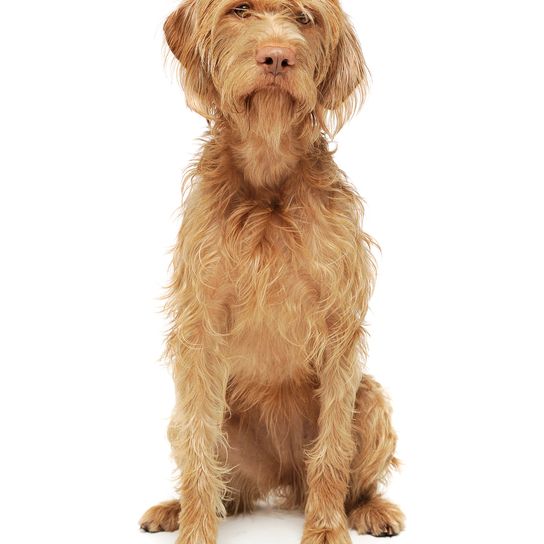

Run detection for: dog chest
[[215, 208, 338, 382]]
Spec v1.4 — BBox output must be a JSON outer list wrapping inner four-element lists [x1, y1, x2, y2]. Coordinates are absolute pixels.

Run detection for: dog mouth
[[250, 74, 295, 98], [234, 71, 313, 118], [247, 85, 296, 108], [243, 85, 290, 104], [256, 71, 292, 88], [258, 83, 290, 95]]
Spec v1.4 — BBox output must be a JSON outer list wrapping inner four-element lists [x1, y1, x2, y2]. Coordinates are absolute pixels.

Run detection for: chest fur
[[172, 178, 372, 385], [210, 200, 353, 383]]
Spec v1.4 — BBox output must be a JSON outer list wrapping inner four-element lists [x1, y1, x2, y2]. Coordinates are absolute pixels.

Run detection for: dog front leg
[[302, 344, 361, 544], [169, 349, 229, 544]]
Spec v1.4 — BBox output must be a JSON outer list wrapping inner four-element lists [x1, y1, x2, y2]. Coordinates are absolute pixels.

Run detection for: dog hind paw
[[348, 496, 404, 537], [139, 500, 180, 533]]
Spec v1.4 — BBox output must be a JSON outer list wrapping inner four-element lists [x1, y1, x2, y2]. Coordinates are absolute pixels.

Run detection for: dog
[[140, 1, 404, 543]]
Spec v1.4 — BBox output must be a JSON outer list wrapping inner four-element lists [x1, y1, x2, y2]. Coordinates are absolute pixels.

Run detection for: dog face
[[165, 0, 367, 135]]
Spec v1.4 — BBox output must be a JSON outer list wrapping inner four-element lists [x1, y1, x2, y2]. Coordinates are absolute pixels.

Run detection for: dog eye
[[233, 3, 251, 18], [296, 12, 312, 25]]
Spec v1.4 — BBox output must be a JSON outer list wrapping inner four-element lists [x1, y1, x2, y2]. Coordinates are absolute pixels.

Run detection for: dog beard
[[229, 86, 315, 149], [249, 88, 295, 147]]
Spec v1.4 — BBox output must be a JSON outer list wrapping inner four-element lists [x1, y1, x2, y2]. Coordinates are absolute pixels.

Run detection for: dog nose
[[256, 46, 295, 75]]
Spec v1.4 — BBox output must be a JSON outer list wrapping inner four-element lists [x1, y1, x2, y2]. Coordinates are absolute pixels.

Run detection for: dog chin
[[244, 83, 296, 107]]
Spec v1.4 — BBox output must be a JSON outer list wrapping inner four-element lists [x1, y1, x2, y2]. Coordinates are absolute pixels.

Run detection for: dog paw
[[348, 496, 404, 537], [139, 500, 180, 533], [301, 524, 352, 544]]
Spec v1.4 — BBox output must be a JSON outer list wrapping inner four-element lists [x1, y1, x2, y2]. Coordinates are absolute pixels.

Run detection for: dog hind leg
[[345, 375, 405, 537]]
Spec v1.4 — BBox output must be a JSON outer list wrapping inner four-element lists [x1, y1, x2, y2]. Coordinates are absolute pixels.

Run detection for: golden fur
[[140, 1, 404, 542]]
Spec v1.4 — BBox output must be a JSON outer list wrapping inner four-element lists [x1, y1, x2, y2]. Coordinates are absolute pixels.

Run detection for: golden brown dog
[[140, 1, 404, 542]]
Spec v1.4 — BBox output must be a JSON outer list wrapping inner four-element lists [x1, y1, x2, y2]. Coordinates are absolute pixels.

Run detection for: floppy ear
[[164, 0, 215, 117], [318, 16, 368, 135]]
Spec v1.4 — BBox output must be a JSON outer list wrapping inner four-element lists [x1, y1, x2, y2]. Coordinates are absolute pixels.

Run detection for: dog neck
[[221, 89, 319, 189]]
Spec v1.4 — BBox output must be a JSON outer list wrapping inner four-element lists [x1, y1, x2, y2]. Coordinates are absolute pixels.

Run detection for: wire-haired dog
[[140, 1, 404, 543]]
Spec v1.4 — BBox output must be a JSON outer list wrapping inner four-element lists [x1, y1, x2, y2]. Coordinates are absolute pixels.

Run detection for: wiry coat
[[140, 1, 404, 543]]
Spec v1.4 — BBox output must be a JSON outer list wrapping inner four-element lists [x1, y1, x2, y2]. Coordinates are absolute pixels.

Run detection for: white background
[[1, 1, 543, 543]]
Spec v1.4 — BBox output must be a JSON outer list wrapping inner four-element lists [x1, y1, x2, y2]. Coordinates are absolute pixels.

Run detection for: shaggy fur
[[140, 1, 404, 543]]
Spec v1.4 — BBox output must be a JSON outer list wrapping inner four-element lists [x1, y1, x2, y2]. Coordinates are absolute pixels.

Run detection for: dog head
[[165, 0, 367, 136]]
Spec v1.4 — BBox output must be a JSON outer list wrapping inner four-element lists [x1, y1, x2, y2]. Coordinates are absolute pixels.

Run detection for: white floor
[[136, 505, 408, 544]]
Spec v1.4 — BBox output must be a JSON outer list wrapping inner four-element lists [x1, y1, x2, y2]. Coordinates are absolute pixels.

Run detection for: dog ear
[[318, 15, 368, 135], [164, 1, 215, 117]]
